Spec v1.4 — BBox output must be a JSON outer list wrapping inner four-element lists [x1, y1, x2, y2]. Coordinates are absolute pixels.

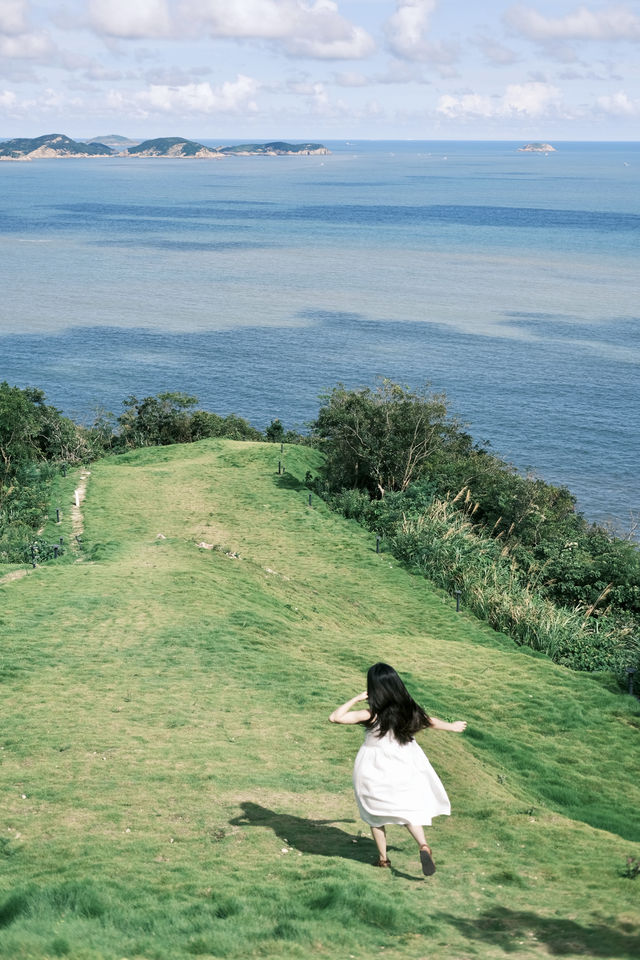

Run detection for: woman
[[330, 662, 466, 875]]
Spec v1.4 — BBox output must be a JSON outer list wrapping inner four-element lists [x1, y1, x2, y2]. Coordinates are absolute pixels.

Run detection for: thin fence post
[[376, 536, 381, 554], [455, 590, 461, 612]]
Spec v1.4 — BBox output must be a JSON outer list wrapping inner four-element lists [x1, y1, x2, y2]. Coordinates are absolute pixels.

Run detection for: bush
[[313, 380, 640, 656], [390, 498, 639, 684]]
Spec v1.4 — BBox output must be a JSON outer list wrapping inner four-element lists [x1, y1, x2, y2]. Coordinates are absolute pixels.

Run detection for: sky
[[1, 0, 639, 141]]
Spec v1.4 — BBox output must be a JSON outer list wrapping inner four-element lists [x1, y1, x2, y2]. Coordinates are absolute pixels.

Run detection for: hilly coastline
[[0, 132, 330, 160]]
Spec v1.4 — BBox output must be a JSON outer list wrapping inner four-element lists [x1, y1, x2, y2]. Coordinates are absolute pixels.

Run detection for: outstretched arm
[[329, 692, 371, 725], [428, 717, 467, 732]]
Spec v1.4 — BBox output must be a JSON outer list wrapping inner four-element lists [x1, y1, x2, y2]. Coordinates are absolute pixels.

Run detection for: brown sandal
[[375, 857, 391, 868], [420, 847, 436, 876]]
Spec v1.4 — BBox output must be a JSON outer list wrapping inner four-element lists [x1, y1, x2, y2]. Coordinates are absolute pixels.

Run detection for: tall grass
[[329, 486, 639, 684], [391, 497, 639, 679]]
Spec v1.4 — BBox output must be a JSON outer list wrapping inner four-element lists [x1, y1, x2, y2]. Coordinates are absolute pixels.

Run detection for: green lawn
[[1, 439, 638, 960]]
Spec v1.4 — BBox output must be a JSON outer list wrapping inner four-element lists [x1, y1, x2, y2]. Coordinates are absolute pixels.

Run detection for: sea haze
[[0, 140, 638, 531]]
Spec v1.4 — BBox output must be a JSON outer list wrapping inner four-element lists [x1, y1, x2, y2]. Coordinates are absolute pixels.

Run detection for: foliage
[[0, 383, 91, 561], [0, 382, 85, 492], [316, 380, 640, 689], [116, 394, 264, 447], [265, 418, 285, 443], [624, 857, 640, 879], [190, 410, 262, 442], [117, 392, 200, 447], [391, 496, 639, 681], [312, 380, 457, 498]]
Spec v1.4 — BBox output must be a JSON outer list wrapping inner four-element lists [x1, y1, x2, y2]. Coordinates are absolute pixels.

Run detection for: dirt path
[[0, 469, 91, 583], [71, 469, 91, 557], [0, 568, 31, 586]]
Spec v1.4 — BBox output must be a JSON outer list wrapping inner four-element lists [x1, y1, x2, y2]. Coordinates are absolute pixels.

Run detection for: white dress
[[353, 727, 451, 827]]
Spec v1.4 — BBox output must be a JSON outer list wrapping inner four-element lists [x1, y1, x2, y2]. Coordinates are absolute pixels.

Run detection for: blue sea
[[0, 140, 638, 531]]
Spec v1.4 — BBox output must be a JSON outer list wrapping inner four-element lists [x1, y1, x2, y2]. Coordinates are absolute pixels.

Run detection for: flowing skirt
[[353, 730, 451, 827]]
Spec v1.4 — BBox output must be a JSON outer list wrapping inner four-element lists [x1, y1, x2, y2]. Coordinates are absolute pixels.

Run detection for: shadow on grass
[[438, 907, 640, 958], [229, 803, 426, 881], [273, 473, 307, 492], [229, 802, 374, 864]]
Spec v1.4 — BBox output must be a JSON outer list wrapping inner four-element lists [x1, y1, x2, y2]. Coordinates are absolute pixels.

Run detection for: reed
[[392, 497, 639, 678]]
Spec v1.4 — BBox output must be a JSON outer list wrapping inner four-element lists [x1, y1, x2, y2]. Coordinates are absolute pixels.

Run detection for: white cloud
[[0, 89, 18, 109], [0, 0, 54, 62], [437, 81, 563, 120], [502, 81, 563, 116], [333, 70, 369, 87], [0, 85, 83, 117], [0, 31, 53, 59], [475, 35, 520, 66], [180, 0, 374, 59], [436, 91, 494, 119], [109, 74, 260, 116], [89, 0, 172, 40], [383, 1, 458, 74], [384, 0, 436, 61], [0, 0, 29, 35], [597, 89, 640, 115], [306, 80, 330, 112], [505, 4, 640, 42]]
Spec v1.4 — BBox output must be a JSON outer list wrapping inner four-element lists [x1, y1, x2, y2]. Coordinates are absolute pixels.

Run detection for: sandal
[[375, 857, 391, 868], [420, 847, 436, 876]]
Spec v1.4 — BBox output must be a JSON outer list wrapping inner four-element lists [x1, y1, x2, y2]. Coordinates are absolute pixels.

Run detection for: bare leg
[[405, 824, 436, 876], [405, 823, 429, 851], [370, 825, 389, 864]]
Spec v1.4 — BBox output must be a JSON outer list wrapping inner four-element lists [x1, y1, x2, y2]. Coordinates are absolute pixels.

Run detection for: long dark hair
[[366, 662, 430, 744]]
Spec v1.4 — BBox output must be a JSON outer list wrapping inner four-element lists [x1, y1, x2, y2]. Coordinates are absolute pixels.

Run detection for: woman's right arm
[[329, 692, 371, 724]]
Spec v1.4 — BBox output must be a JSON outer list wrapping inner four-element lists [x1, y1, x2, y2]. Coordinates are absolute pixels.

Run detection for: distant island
[[518, 142, 555, 152], [0, 133, 330, 161]]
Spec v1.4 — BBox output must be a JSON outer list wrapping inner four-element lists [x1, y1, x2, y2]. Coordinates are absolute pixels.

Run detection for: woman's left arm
[[428, 716, 467, 732], [329, 692, 371, 724]]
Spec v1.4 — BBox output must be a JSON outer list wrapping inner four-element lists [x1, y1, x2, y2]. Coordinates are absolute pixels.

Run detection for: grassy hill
[[0, 439, 638, 960]]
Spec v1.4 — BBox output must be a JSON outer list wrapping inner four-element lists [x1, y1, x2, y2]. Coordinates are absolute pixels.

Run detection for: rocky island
[[518, 142, 555, 152], [0, 132, 330, 160], [126, 137, 221, 158], [0, 133, 113, 159]]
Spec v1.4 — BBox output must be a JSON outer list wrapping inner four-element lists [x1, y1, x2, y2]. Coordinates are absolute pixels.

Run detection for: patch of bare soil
[[0, 569, 31, 585], [71, 469, 91, 557]]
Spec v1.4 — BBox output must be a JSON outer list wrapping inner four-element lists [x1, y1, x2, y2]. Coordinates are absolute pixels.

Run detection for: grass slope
[[0, 439, 638, 960]]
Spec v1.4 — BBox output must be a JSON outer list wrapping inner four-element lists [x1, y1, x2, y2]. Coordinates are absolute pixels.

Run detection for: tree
[[117, 393, 199, 447], [265, 419, 285, 443], [0, 382, 86, 510], [312, 380, 455, 498]]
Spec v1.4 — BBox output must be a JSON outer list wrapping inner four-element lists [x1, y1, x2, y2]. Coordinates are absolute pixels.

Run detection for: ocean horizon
[[1, 139, 638, 533]]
